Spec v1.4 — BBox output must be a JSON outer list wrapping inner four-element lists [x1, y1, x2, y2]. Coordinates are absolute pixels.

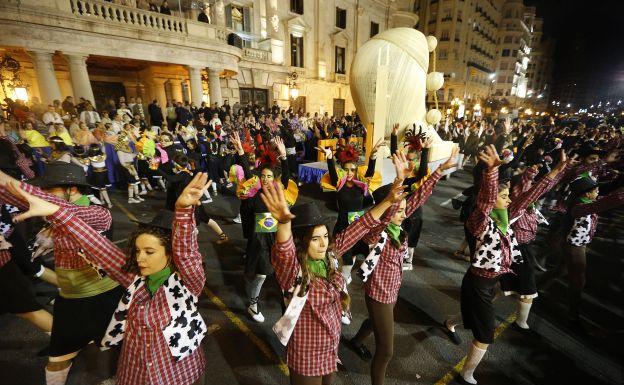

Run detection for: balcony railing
[[70, 0, 185, 35], [243, 48, 271, 63]]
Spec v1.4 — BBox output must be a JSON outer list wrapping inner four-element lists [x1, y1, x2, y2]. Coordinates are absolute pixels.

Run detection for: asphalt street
[[0, 167, 621, 385]]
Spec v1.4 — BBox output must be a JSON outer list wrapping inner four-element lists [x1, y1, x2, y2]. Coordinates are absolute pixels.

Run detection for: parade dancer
[[115, 131, 143, 204], [233, 133, 298, 323], [348, 150, 457, 385], [443, 145, 569, 385], [318, 139, 383, 285], [264, 176, 407, 385], [561, 176, 624, 321], [88, 143, 113, 209], [499, 155, 570, 330], [0, 164, 121, 385], [6, 173, 212, 385]]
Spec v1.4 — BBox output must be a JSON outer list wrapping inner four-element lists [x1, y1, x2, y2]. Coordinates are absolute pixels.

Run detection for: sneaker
[[213, 190, 218, 196], [136, 196, 145, 202], [107, 203, 113, 209], [128, 198, 141, 204], [247, 305, 265, 323], [402, 263, 413, 271], [139, 190, 148, 196], [442, 320, 462, 345], [226, 182, 233, 188], [341, 311, 351, 325], [201, 198, 213, 204], [232, 214, 242, 224]]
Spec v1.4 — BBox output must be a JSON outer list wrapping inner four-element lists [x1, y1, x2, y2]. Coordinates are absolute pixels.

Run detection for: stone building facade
[[0, 0, 420, 117]]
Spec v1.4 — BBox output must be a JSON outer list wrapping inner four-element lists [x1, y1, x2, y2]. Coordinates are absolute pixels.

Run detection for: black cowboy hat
[[577, 143, 606, 158], [29, 161, 91, 188], [291, 202, 328, 229], [569, 177, 599, 196], [131, 209, 174, 231]]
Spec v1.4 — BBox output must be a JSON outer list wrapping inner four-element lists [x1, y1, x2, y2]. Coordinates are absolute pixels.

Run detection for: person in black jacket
[[148, 99, 164, 128]]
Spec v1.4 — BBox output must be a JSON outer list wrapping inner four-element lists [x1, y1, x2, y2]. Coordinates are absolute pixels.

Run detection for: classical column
[[65, 53, 96, 106], [187, 66, 204, 106], [151, 78, 168, 112], [169, 79, 183, 103], [208, 68, 222, 106], [28, 50, 62, 105]]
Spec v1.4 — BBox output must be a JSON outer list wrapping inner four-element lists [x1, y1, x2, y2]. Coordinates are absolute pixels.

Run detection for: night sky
[[525, 0, 624, 105]]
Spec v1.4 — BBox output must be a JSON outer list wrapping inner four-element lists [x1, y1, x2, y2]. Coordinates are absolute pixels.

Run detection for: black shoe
[[442, 320, 462, 345], [348, 339, 372, 361], [511, 322, 530, 333]]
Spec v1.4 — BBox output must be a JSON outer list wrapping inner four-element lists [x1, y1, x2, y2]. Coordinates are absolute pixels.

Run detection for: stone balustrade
[[243, 48, 271, 63]]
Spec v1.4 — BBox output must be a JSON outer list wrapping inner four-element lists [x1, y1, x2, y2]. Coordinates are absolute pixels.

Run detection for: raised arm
[[171, 173, 212, 296], [571, 188, 624, 218], [466, 145, 502, 237], [274, 136, 290, 187], [390, 123, 399, 155]]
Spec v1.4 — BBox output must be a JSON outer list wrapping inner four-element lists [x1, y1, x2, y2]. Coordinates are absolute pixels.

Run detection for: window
[[290, 0, 303, 14], [370, 21, 379, 37], [336, 7, 347, 29], [502, 49, 510, 57], [335, 46, 346, 74], [440, 29, 450, 41], [438, 49, 448, 59], [512, 49, 518, 56], [290, 34, 304, 67], [504, 35, 512, 43]]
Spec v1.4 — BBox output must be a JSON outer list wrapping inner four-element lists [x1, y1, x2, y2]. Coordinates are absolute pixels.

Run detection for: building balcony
[[0, 0, 242, 71], [242, 47, 272, 63]]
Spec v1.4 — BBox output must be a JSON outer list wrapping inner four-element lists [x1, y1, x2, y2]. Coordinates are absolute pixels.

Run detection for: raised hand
[[477, 144, 503, 169], [260, 182, 295, 224], [274, 136, 287, 158], [392, 151, 414, 181], [230, 132, 244, 155], [176, 172, 211, 208], [383, 178, 408, 204], [440, 145, 460, 171], [315, 146, 333, 160], [5, 181, 60, 222], [419, 136, 434, 149], [392, 123, 399, 136], [370, 138, 386, 159]]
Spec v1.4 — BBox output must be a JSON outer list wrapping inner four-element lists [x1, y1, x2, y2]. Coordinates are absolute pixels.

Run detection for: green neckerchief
[[307, 258, 328, 279], [73, 194, 90, 207], [387, 223, 402, 244], [146, 265, 172, 296], [490, 208, 509, 235], [579, 197, 594, 204], [579, 171, 591, 179]]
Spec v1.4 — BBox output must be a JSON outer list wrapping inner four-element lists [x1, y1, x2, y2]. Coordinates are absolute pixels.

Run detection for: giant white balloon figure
[[350, 27, 446, 144]]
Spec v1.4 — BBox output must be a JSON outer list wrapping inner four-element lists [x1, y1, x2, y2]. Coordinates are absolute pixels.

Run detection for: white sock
[[140, 184, 147, 193], [46, 363, 72, 385], [516, 300, 532, 329], [203, 190, 211, 199], [145, 181, 153, 191], [461, 343, 487, 384], [212, 182, 217, 192], [132, 184, 140, 196], [127, 186, 133, 199], [341, 264, 353, 283], [404, 247, 415, 264]]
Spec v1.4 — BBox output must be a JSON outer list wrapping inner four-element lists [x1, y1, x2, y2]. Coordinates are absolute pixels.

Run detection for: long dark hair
[[292, 225, 350, 311], [123, 226, 174, 274]]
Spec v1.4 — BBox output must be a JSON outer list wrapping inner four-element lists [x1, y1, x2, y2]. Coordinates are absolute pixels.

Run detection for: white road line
[[440, 192, 464, 207]]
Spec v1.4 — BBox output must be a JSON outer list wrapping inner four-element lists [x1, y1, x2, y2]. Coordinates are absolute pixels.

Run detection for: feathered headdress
[[257, 147, 279, 168], [335, 144, 361, 165], [404, 123, 427, 152]]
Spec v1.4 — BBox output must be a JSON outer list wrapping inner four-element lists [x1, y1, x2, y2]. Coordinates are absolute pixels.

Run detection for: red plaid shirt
[[1, 135, 34, 179], [48, 207, 206, 385], [0, 182, 112, 270], [353, 169, 441, 304], [0, 250, 10, 268], [511, 165, 569, 244], [272, 237, 345, 376], [468, 168, 554, 278], [271, 203, 381, 376]]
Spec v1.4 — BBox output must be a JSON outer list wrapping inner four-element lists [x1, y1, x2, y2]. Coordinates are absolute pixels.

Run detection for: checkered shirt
[[48, 207, 206, 385], [568, 189, 624, 245], [468, 168, 554, 278], [511, 165, 569, 244], [358, 169, 442, 304], [0, 182, 112, 270]]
